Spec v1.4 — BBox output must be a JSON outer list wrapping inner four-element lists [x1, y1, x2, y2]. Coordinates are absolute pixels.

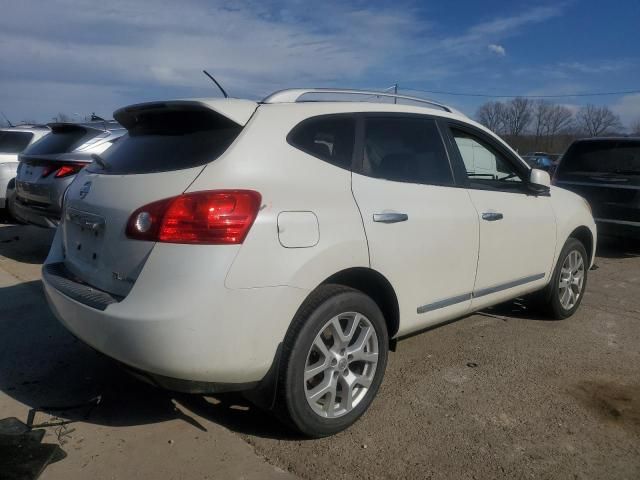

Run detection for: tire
[[276, 284, 389, 437], [536, 237, 589, 319]]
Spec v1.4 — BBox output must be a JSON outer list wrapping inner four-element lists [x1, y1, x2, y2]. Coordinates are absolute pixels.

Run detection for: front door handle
[[373, 212, 408, 223], [482, 212, 504, 221]]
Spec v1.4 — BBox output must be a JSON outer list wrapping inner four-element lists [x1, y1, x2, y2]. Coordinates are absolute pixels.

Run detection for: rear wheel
[[536, 237, 588, 319], [277, 284, 388, 437]]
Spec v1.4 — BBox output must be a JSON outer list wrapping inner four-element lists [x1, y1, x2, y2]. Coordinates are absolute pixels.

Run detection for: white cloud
[[611, 93, 640, 129], [488, 44, 506, 56], [0, 0, 605, 123], [0, 0, 430, 120], [438, 5, 562, 56]]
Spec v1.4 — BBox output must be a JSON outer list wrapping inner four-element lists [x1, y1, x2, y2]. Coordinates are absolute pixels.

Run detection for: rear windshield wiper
[[91, 153, 110, 170]]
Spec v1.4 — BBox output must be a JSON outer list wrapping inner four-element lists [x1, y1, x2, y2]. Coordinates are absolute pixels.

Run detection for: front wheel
[[277, 285, 389, 437], [537, 237, 589, 319]]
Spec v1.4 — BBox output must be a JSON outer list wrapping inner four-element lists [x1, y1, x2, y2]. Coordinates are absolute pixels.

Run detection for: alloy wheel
[[558, 249, 585, 310], [304, 312, 379, 418]]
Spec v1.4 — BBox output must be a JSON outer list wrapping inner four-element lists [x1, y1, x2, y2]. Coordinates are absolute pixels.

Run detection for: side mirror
[[529, 168, 551, 195]]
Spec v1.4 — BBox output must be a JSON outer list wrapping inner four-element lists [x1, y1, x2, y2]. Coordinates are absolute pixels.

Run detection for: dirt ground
[[0, 221, 638, 480]]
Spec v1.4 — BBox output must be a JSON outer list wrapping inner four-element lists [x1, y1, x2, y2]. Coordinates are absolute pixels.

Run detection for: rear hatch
[[555, 139, 640, 223], [60, 99, 257, 297], [16, 152, 94, 210], [17, 124, 105, 206]]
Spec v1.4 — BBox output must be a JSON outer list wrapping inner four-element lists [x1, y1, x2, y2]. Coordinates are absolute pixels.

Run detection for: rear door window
[[363, 116, 454, 186], [0, 131, 33, 153], [288, 115, 356, 170], [557, 140, 640, 177], [88, 109, 242, 175]]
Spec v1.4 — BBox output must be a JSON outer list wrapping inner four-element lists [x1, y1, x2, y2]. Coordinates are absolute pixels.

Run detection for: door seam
[[465, 188, 482, 295], [350, 171, 372, 267]]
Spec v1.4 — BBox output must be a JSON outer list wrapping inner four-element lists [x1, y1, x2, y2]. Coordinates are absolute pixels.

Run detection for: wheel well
[[570, 226, 594, 264], [322, 267, 400, 341]]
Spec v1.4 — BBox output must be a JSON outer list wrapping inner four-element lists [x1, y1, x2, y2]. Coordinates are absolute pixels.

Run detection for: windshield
[[0, 131, 33, 153], [557, 140, 640, 176]]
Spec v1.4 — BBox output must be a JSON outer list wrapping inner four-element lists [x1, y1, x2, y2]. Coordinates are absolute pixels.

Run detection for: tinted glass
[[0, 131, 33, 153], [25, 128, 99, 155], [451, 129, 524, 190], [557, 140, 640, 177], [87, 109, 242, 175], [288, 116, 355, 170], [364, 117, 453, 185]]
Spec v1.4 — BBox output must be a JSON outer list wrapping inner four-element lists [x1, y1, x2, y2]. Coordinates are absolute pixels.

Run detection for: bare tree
[[476, 101, 506, 134], [546, 104, 574, 136], [575, 104, 623, 137], [503, 97, 533, 137], [630, 118, 640, 136], [532, 100, 553, 146]]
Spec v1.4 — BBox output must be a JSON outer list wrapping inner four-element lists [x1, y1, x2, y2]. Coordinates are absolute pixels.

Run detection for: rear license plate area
[[64, 208, 106, 265]]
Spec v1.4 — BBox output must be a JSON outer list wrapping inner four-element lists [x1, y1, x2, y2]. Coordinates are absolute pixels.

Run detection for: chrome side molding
[[417, 273, 546, 314]]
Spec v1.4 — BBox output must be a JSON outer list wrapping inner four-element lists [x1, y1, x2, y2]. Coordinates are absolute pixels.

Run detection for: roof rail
[[261, 88, 454, 113]]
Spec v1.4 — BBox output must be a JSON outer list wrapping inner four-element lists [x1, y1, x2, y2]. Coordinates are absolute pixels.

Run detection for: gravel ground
[[0, 221, 638, 480], [244, 237, 640, 480]]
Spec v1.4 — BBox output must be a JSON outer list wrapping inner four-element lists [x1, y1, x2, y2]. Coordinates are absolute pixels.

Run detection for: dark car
[[554, 137, 640, 239], [13, 121, 124, 227]]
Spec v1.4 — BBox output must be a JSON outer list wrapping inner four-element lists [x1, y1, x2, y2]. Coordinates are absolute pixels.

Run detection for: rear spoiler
[[113, 99, 258, 130], [19, 151, 95, 165], [46, 123, 106, 134]]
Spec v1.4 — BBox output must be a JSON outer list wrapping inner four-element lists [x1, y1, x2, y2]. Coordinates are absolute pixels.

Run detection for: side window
[[288, 115, 355, 170], [364, 116, 453, 186], [0, 131, 34, 153], [451, 128, 525, 190]]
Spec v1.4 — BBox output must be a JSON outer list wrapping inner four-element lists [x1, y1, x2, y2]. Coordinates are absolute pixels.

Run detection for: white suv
[[42, 89, 596, 437], [0, 125, 50, 213]]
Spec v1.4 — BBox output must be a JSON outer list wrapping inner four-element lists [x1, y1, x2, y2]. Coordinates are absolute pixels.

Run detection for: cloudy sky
[[1, 0, 639, 127]]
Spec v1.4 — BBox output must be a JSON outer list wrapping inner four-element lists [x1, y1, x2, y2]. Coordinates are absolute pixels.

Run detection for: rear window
[[24, 127, 100, 155], [287, 115, 355, 170], [557, 140, 640, 177], [87, 109, 242, 174], [0, 131, 33, 153]]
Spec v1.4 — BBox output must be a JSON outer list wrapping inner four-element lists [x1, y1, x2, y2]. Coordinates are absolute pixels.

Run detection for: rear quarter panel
[[186, 104, 370, 291]]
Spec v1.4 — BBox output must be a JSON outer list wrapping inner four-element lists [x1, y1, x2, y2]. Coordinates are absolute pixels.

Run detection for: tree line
[[476, 99, 638, 154]]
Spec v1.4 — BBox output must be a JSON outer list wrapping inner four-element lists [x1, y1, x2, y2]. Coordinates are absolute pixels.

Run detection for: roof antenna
[[1, 111, 15, 127], [203, 70, 229, 98]]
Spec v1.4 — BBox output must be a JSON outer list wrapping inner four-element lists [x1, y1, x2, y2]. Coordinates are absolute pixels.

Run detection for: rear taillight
[[55, 165, 83, 178], [41, 164, 83, 178], [126, 190, 262, 244]]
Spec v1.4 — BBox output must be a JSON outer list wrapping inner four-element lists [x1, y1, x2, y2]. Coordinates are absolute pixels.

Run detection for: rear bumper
[[117, 360, 260, 394], [11, 195, 60, 228], [596, 218, 640, 239], [42, 232, 309, 387]]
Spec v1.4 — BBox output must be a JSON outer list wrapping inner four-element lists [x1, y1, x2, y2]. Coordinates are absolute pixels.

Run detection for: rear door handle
[[482, 212, 504, 221], [373, 212, 408, 223]]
